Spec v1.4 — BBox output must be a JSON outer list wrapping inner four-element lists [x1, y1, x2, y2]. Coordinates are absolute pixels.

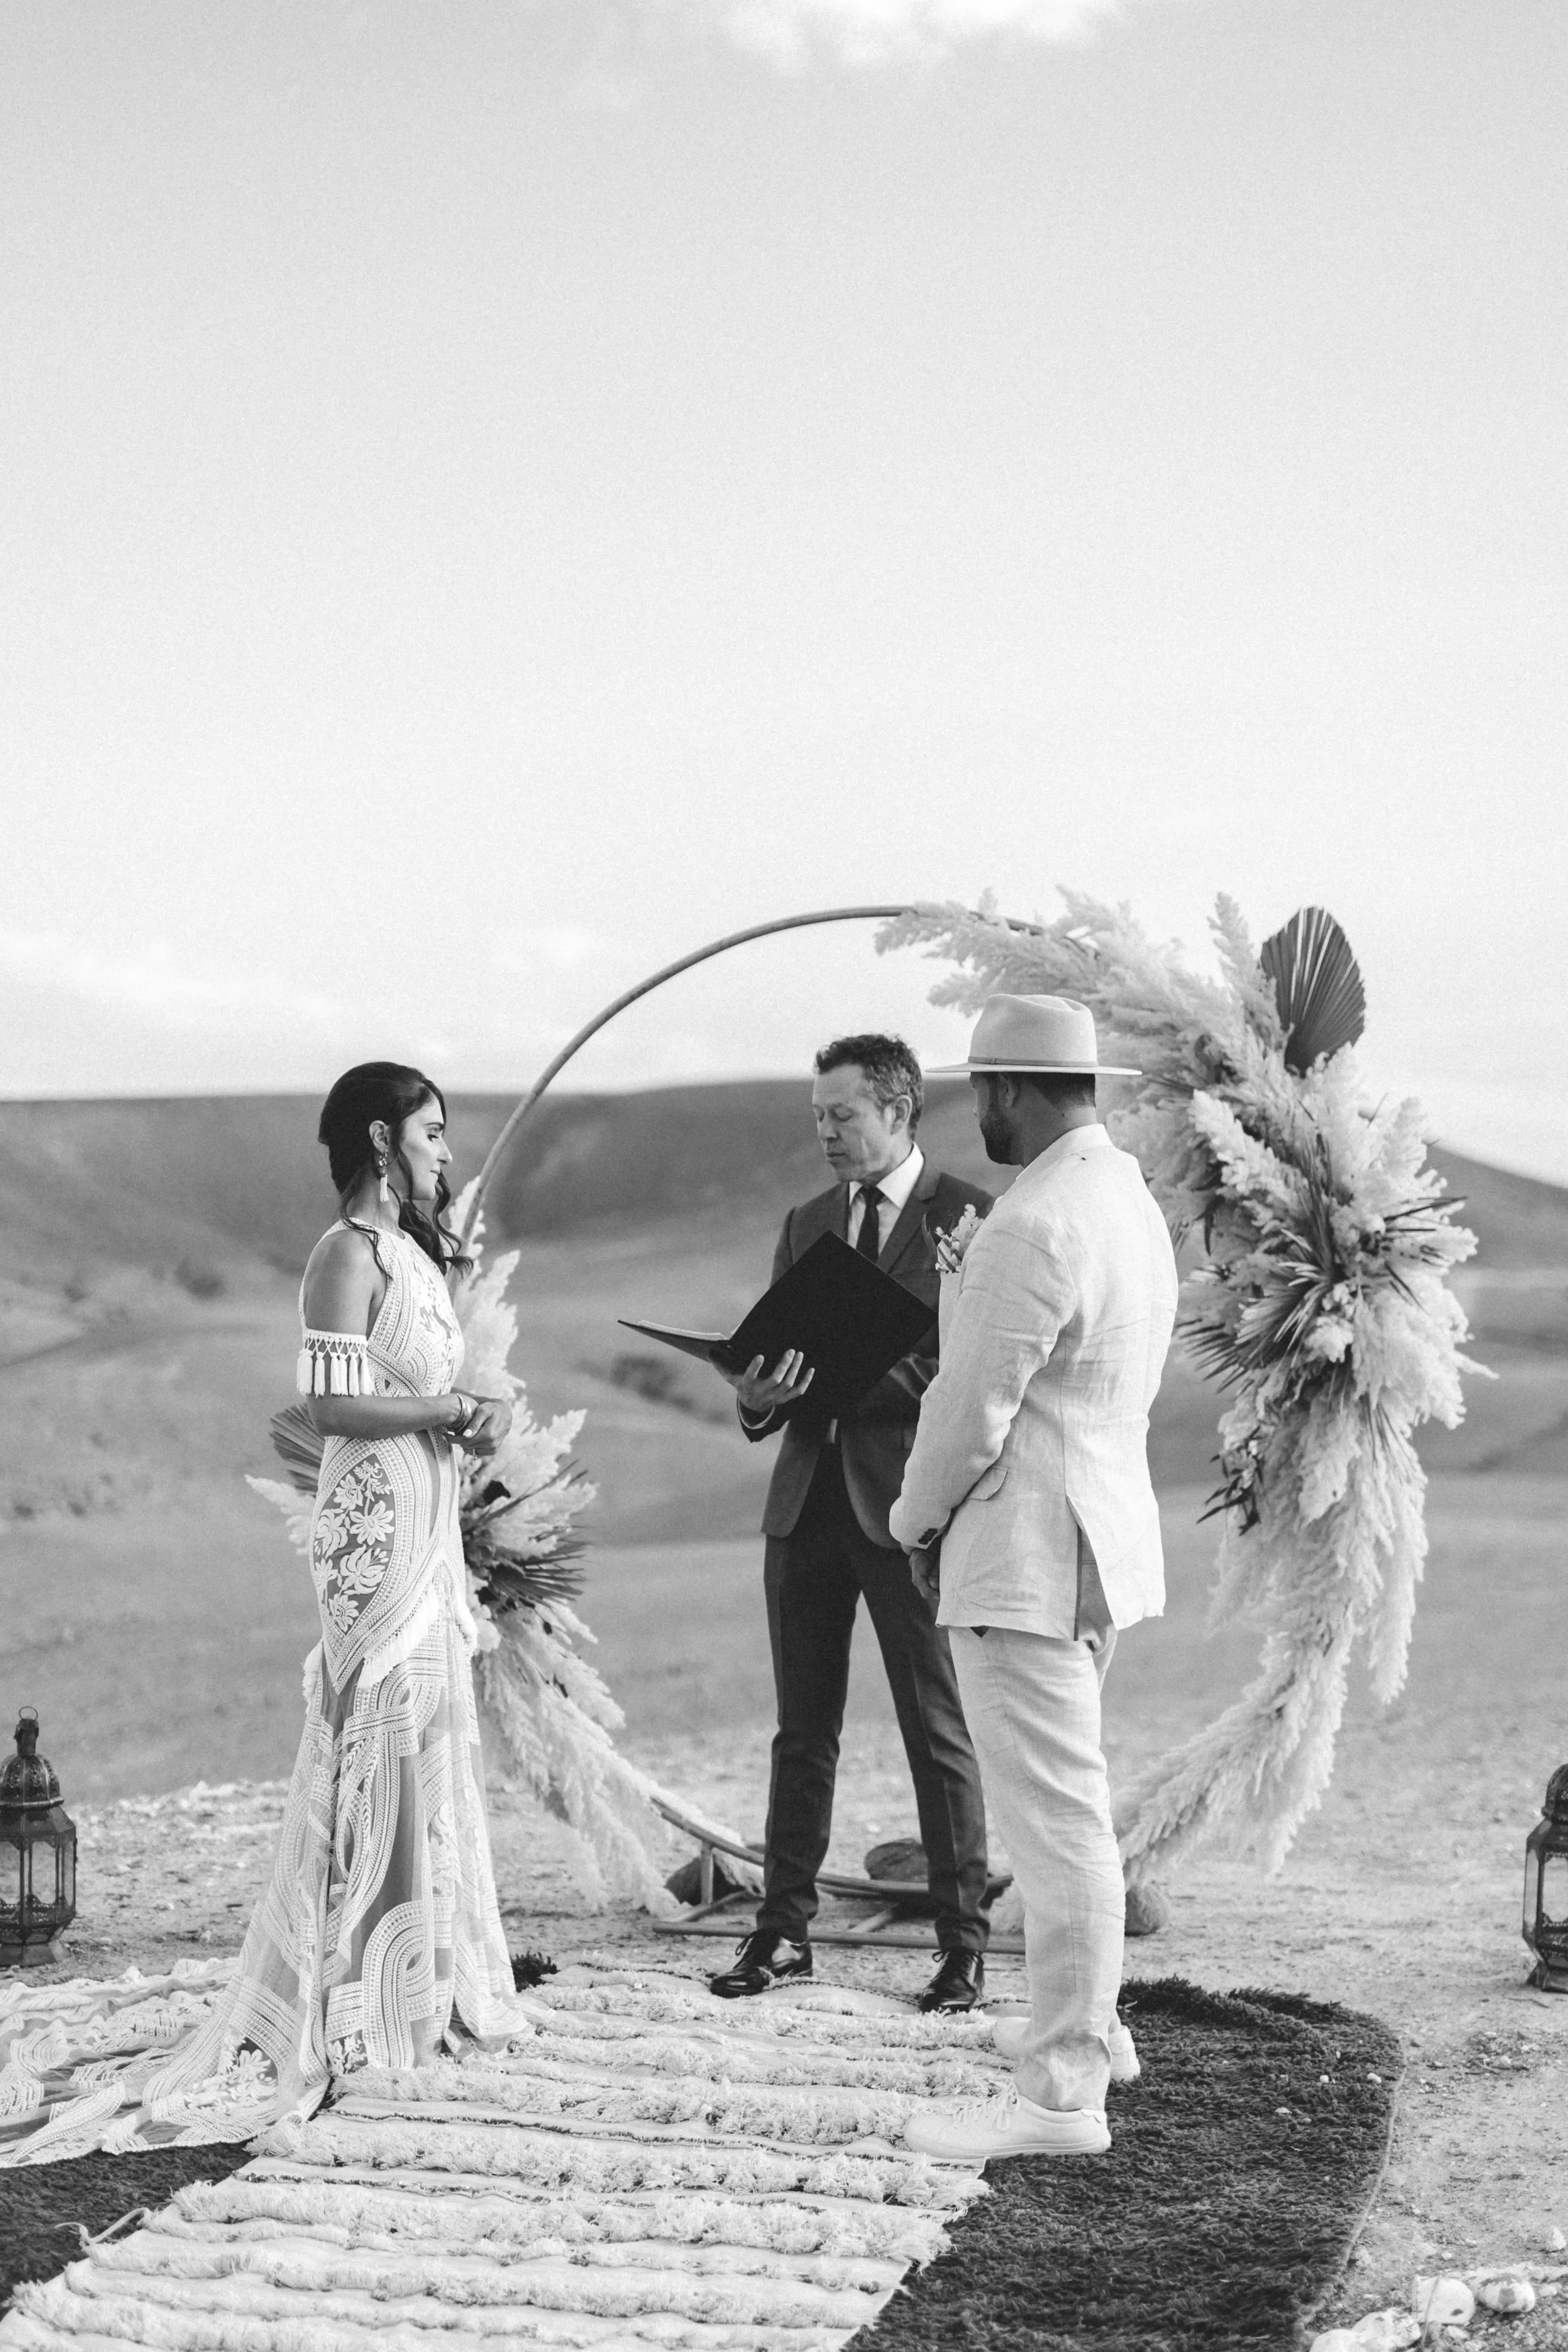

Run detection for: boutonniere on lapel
[[928, 1201, 983, 1277]]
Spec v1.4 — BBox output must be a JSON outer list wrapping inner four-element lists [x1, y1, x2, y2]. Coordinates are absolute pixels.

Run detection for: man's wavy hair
[[316, 1062, 472, 1277], [813, 1033, 924, 1135]]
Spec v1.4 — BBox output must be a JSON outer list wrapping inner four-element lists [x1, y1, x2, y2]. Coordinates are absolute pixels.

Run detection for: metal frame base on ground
[[648, 1794, 1027, 1957]]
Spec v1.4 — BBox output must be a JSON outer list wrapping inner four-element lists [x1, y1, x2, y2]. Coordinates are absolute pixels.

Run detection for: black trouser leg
[[757, 1466, 859, 1942], [856, 1541, 991, 1953]]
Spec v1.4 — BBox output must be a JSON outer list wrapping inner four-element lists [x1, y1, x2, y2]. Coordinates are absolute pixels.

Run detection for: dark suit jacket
[[741, 1160, 993, 1550]]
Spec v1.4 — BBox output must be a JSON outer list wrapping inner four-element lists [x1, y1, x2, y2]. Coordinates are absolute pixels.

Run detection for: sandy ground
[[11, 1470, 1567, 2344]]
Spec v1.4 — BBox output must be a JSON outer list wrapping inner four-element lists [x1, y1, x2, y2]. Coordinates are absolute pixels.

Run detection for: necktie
[[855, 1184, 883, 1263]]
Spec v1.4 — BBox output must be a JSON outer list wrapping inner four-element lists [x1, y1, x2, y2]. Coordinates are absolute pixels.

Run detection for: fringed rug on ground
[[0, 1957, 993, 2349], [0, 1967, 1400, 2350]]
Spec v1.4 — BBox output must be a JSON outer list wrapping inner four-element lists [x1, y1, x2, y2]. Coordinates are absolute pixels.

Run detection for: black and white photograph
[[1, 2, 1565, 2343]]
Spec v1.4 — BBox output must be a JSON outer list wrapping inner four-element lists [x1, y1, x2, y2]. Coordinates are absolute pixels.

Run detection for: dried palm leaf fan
[[268, 1403, 325, 1494], [1259, 905, 1367, 1074]]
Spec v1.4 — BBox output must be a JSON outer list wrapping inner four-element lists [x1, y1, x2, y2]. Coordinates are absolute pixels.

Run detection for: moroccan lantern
[[1523, 1763, 1568, 1994], [0, 1707, 77, 1967]]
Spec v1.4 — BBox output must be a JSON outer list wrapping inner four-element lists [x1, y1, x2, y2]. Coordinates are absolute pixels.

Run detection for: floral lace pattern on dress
[[310, 1457, 397, 1639], [164, 2039, 274, 2117], [326, 2029, 368, 2076]]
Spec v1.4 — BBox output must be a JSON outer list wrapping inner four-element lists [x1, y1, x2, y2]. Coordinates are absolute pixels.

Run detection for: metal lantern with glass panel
[[1523, 1763, 1568, 1994], [0, 1706, 78, 1966]]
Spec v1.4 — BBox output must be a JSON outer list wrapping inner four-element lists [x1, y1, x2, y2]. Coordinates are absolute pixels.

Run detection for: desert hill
[[1, 1080, 1562, 1281], [0, 1078, 1561, 1535], [0, 1083, 1002, 1290]]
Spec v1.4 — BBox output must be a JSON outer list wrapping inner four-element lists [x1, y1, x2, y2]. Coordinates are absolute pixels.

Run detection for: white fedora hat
[[928, 993, 1141, 1078]]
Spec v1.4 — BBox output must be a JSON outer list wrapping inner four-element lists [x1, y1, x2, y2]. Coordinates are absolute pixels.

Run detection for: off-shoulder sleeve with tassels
[[296, 1327, 376, 1396]]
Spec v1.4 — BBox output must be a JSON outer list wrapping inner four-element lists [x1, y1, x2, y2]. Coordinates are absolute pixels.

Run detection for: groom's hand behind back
[[909, 1546, 940, 1607]]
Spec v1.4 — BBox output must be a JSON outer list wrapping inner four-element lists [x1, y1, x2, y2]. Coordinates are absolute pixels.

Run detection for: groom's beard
[[978, 1099, 1017, 1164]]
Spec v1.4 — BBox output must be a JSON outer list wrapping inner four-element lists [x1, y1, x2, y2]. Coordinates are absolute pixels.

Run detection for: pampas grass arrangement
[[878, 892, 1481, 1882]]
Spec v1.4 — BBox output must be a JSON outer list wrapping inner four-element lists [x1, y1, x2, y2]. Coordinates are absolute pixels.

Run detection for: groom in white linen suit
[[891, 993, 1178, 2162]]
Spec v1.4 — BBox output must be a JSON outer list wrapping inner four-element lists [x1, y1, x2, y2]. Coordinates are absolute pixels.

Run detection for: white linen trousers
[[949, 1617, 1122, 2114]]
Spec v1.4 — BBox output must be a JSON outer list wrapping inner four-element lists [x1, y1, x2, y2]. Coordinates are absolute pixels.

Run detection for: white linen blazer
[[888, 1124, 1179, 1636]]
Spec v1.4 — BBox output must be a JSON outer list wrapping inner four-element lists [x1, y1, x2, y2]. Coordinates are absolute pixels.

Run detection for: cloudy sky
[[4, 0, 1566, 1177]]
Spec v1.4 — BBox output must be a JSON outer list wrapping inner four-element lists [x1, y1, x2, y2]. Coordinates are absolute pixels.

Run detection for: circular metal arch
[[459, 903, 921, 1245]]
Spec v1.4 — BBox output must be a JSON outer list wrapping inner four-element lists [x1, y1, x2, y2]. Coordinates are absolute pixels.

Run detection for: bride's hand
[[458, 1396, 512, 1457]]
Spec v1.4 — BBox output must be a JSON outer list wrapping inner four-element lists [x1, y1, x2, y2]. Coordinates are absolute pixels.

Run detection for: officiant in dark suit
[[708, 1033, 994, 2011]]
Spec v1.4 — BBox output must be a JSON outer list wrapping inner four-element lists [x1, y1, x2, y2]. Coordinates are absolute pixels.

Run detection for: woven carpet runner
[[2, 1958, 998, 2349]]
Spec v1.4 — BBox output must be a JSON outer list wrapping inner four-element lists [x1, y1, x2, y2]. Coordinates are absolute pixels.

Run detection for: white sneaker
[[905, 2087, 1110, 2160], [989, 2014, 1140, 2082]]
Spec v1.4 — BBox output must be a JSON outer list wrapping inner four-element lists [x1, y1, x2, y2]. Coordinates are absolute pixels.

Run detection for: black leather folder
[[619, 1231, 936, 1418]]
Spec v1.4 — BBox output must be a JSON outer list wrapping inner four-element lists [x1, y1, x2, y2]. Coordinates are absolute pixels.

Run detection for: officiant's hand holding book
[[619, 1231, 935, 1423], [610, 1325, 817, 1417], [721, 1347, 817, 1419]]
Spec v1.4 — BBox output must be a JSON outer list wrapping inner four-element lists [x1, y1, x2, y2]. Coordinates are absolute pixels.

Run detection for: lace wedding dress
[[0, 1222, 526, 2164]]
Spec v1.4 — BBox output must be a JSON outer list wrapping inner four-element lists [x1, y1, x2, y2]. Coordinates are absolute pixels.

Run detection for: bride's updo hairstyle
[[317, 1062, 472, 1276]]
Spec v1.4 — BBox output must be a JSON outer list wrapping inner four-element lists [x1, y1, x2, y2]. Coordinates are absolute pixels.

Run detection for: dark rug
[[862, 1977, 1402, 2352], [0, 2143, 251, 2310]]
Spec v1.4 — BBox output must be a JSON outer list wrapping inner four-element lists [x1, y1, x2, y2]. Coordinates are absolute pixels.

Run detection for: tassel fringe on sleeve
[[296, 1330, 375, 1397]]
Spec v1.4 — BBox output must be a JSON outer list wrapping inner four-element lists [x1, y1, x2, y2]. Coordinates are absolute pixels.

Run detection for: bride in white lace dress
[[2, 1065, 532, 2162]]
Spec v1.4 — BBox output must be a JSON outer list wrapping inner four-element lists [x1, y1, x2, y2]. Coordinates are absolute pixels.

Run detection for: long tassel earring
[[376, 1152, 392, 1206]]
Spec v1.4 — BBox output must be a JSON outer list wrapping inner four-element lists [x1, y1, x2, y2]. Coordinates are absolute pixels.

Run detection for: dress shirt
[[846, 1146, 924, 1258]]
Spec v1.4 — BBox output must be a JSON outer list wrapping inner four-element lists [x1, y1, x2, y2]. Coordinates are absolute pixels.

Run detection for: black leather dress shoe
[[917, 1950, 985, 2012], [707, 1931, 813, 1999]]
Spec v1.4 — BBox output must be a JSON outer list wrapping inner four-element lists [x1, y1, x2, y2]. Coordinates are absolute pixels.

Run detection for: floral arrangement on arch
[[878, 892, 1481, 1882]]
